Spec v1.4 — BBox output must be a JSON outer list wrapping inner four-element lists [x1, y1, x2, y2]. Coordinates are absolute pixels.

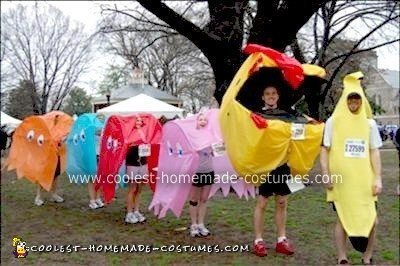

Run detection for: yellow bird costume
[[219, 44, 325, 184]]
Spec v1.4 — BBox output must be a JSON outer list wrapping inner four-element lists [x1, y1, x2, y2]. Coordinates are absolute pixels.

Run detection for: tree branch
[[137, 0, 218, 56], [323, 38, 400, 67]]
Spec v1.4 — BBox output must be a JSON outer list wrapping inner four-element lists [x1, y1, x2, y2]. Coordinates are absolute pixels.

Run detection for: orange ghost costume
[[6, 111, 73, 191]]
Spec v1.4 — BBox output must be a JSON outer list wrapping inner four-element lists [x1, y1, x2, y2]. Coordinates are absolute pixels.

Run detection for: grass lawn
[[1, 150, 399, 265]]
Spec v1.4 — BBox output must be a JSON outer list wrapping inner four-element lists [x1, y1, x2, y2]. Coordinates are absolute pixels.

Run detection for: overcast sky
[[2, 1, 399, 94]]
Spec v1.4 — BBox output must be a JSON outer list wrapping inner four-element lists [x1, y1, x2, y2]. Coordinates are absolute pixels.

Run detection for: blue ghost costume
[[66, 113, 105, 184]]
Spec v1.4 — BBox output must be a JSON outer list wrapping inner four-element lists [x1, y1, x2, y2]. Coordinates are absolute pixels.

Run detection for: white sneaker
[[190, 224, 200, 237], [89, 200, 99, 210], [125, 212, 139, 224], [134, 211, 146, 222], [95, 198, 104, 208], [197, 224, 210, 236], [51, 194, 64, 203], [34, 196, 44, 206]]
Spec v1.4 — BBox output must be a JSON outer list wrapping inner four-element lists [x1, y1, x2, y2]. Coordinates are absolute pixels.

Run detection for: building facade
[[92, 68, 182, 112]]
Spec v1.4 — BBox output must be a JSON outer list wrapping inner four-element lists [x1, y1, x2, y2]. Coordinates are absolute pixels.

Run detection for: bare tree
[[294, 0, 399, 118], [99, 4, 215, 112], [1, 3, 94, 114], [99, 1, 398, 118], [99, 1, 327, 105]]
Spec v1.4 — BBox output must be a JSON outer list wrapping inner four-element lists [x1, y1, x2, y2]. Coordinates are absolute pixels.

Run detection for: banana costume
[[219, 44, 325, 184], [327, 72, 377, 241]]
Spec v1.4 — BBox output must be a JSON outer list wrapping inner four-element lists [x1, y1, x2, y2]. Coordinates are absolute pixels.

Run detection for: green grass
[[1, 150, 399, 265]]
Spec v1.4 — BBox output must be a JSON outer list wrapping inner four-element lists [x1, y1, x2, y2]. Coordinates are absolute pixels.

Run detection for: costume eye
[[80, 129, 86, 142], [112, 139, 119, 150], [167, 141, 173, 155], [106, 136, 113, 150], [176, 143, 183, 156], [26, 130, 35, 141], [37, 135, 44, 146], [73, 134, 79, 145]]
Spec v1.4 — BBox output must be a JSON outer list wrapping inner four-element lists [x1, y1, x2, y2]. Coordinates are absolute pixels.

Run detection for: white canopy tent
[[96, 93, 184, 119], [1, 111, 22, 132]]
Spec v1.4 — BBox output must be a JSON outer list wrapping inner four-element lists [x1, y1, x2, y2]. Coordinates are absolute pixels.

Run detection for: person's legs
[[36, 184, 42, 198], [95, 188, 104, 207], [189, 185, 201, 236], [274, 194, 294, 255], [133, 165, 149, 221], [34, 184, 44, 206], [275, 195, 288, 239], [254, 195, 268, 241], [133, 182, 142, 212], [50, 178, 58, 194], [253, 195, 268, 256], [125, 181, 139, 224], [335, 219, 348, 263], [88, 182, 96, 201], [132, 182, 146, 222], [197, 185, 212, 236], [126, 182, 136, 213], [87, 181, 96, 205], [50, 177, 64, 202], [198, 185, 211, 225], [362, 218, 378, 264]]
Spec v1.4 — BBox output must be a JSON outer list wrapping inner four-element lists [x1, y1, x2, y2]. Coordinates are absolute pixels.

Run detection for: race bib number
[[211, 142, 226, 157], [139, 144, 151, 157], [344, 139, 366, 158], [291, 123, 305, 140]]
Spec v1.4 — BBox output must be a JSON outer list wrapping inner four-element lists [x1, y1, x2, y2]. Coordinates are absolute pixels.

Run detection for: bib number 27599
[[344, 139, 366, 158]]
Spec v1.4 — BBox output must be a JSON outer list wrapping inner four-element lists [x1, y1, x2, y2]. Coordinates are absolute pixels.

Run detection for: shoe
[[338, 259, 349, 265], [134, 211, 146, 223], [34, 196, 44, 206], [275, 239, 294, 255], [253, 240, 267, 257], [125, 212, 139, 224], [190, 224, 200, 237], [95, 198, 104, 208], [197, 224, 210, 236], [361, 257, 373, 265], [89, 200, 99, 210], [50, 194, 64, 203]]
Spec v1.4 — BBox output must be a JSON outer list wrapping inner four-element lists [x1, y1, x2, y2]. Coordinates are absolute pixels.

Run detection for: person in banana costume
[[320, 72, 382, 265]]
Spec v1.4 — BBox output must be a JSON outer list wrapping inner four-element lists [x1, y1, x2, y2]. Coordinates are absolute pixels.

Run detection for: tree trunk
[[209, 46, 244, 105]]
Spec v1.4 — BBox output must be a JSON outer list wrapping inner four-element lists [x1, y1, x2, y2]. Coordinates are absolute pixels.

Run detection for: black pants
[[192, 171, 215, 187], [258, 164, 291, 198]]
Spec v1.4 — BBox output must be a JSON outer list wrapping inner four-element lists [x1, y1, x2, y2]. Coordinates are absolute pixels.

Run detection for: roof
[[1, 111, 22, 132], [1, 111, 22, 126], [379, 69, 399, 89], [93, 83, 180, 103], [96, 94, 184, 119]]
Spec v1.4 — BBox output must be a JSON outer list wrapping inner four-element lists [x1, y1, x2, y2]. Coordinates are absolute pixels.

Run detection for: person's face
[[197, 115, 208, 128], [135, 117, 144, 128], [347, 98, 362, 113], [262, 86, 279, 107]]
